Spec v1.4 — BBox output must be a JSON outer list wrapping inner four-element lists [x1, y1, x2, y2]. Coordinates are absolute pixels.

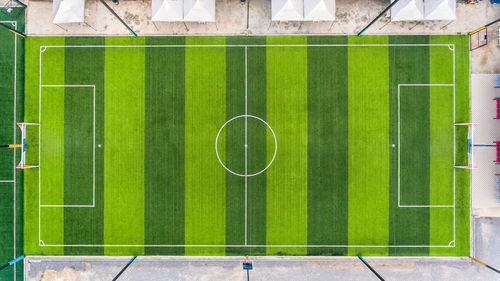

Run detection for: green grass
[[266, 36, 308, 255], [185, 37, 227, 255], [23, 35, 470, 257], [0, 9, 25, 280]]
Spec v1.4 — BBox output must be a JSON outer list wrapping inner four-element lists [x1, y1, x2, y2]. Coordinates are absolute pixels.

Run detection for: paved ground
[[20, 0, 500, 73], [24, 218, 500, 280], [471, 74, 500, 217]]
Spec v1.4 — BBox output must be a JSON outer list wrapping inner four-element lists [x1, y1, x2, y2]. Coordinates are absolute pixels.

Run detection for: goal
[[17, 123, 39, 169]]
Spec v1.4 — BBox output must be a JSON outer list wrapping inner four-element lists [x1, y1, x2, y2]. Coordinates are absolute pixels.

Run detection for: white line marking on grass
[[41, 44, 456, 48], [397, 79, 456, 246], [38, 85, 95, 208], [244, 46, 248, 246], [12, 21, 17, 281], [0, 180, 15, 183], [36, 44, 458, 248], [215, 115, 277, 177], [40, 244, 456, 248]]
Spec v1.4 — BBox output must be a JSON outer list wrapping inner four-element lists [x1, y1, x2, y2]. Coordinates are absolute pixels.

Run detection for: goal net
[[454, 123, 476, 169], [17, 123, 39, 169]]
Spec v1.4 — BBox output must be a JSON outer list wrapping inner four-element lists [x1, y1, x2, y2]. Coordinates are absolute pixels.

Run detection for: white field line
[[453, 46, 456, 244], [39, 244, 456, 248], [38, 85, 96, 208], [40, 44, 455, 48], [244, 46, 248, 246], [12, 21, 17, 281], [397, 84, 455, 208], [37, 44, 459, 248], [0, 20, 20, 281], [397, 80, 456, 244]]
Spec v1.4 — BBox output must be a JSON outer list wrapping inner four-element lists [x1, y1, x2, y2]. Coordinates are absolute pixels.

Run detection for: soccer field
[[24, 35, 470, 256]]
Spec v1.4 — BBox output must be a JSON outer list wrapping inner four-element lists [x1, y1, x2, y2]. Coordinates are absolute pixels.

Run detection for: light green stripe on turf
[[429, 38, 455, 255], [347, 36, 389, 256], [184, 37, 226, 255], [104, 37, 145, 255], [266, 36, 308, 255], [39, 39, 65, 254]]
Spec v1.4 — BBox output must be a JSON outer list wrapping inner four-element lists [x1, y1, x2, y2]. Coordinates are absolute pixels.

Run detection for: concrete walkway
[[20, 0, 500, 73], [471, 74, 500, 217], [25, 218, 500, 280]]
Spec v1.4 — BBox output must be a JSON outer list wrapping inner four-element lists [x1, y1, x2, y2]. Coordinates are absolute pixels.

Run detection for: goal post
[[454, 123, 476, 169], [17, 122, 39, 169]]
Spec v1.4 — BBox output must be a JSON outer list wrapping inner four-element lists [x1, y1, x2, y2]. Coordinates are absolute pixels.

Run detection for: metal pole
[[357, 256, 385, 281], [112, 256, 137, 281], [357, 0, 400, 36], [0, 22, 26, 38], [470, 257, 500, 275], [98, 0, 137, 37], [12, 0, 26, 8], [0, 255, 24, 271]]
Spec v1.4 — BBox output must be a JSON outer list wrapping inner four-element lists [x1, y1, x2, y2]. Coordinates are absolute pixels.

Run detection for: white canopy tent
[[304, 0, 335, 21], [272, 0, 303, 21], [425, 0, 456, 20], [390, 0, 424, 21], [151, 0, 214, 22], [391, 0, 456, 21], [184, 0, 215, 22], [52, 0, 85, 24], [152, 0, 183, 21]]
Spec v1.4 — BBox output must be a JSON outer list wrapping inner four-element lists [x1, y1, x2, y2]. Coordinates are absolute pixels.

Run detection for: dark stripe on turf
[[144, 37, 185, 255], [306, 36, 348, 256], [388, 36, 430, 256], [0, 23, 15, 180], [64, 37, 105, 255], [224, 37, 246, 255], [246, 37, 267, 255]]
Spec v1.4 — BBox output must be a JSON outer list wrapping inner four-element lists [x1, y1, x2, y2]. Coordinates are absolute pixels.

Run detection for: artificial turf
[[23, 35, 470, 256], [0, 8, 25, 280]]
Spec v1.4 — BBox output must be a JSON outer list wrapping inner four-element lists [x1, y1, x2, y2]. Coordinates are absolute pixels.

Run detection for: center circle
[[215, 115, 277, 177]]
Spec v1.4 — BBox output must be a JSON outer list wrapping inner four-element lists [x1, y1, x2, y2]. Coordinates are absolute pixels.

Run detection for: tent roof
[[183, 0, 215, 22], [390, 0, 424, 21], [53, 0, 85, 24], [304, 0, 335, 21], [425, 0, 456, 20], [272, 0, 303, 21], [152, 0, 183, 21]]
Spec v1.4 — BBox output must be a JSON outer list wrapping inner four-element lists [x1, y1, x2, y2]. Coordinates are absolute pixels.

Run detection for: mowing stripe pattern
[[64, 37, 105, 256], [266, 36, 308, 255], [306, 36, 348, 256], [388, 36, 430, 256], [144, 37, 186, 255], [225, 37, 246, 255], [104, 37, 145, 255], [39, 39, 65, 254], [184, 37, 226, 255], [347, 36, 390, 256], [246, 37, 267, 255]]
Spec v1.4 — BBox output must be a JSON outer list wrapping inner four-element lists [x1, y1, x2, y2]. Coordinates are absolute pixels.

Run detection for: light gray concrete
[[19, 0, 500, 73], [22, 0, 500, 35], [23, 0, 500, 36], [471, 74, 500, 217], [24, 217, 500, 281]]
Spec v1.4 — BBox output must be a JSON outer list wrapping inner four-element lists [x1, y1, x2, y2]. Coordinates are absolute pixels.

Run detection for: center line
[[244, 46, 248, 246]]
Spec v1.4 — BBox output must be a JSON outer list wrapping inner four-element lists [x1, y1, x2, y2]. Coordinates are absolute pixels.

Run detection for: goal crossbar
[[17, 122, 39, 169], [454, 123, 476, 169]]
